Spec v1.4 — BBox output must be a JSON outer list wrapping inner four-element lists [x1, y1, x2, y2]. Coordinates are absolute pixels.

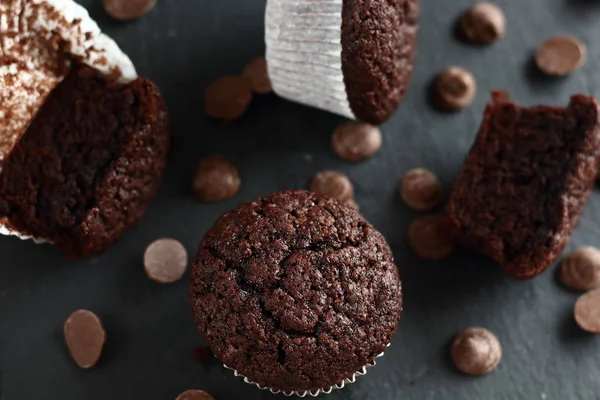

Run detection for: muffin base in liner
[[223, 344, 389, 397], [265, 0, 355, 120]]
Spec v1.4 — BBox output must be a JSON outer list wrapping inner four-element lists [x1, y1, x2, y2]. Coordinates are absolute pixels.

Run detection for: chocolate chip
[[242, 57, 272, 94], [451, 327, 502, 376], [175, 390, 215, 400], [559, 247, 600, 292], [102, 0, 156, 21], [64, 310, 106, 369], [574, 288, 600, 333], [409, 215, 455, 260], [332, 122, 382, 162], [457, 2, 505, 45], [431, 67, 476, 111], [400, 168, 444, 211], [310, 171, 354, 202], [205, 76, 252, 120], [192, 155, 241, 202], [192, 346, 214, 363], [344, 198, 360, 211], [536, 36, 586, 77], [144, 238, 188, 283]]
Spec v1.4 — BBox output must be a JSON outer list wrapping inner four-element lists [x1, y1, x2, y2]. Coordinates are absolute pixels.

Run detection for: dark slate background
[[1, 0, 600, 399]]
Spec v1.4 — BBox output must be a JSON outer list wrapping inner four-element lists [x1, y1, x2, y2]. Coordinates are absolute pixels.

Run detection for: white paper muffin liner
[[224, 344, 389, 397], [265, 0, 355, 119]]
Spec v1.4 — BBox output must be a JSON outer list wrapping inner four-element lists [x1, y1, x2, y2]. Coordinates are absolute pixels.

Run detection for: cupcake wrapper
[[223, 344, 389, 397], [265, 0, 355, 120], [0, 221, 49, 243]]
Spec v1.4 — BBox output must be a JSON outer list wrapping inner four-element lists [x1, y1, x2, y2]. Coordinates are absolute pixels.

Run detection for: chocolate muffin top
[[190, 190, 401, 393], [341, 0, 420, 125]]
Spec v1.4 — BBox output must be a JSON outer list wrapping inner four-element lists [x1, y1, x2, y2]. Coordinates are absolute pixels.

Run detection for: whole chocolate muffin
[[190, 190, 401, 394], [0, 64, 169, 258], [447, 92, 600, 279]]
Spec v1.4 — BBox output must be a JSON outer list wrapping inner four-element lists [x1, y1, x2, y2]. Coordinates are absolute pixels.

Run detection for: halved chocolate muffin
[[266, 0, 420, 125], [447, 92, 600, 279], [0, 65, 169, 258], [0, 0, 169, 257]]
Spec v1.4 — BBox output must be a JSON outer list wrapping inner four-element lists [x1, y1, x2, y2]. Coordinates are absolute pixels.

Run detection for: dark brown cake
[[341, 0, 420, 125], [0, 64, 169, 258], [190, 190, 402, 393], [447, 92, 600, 279]]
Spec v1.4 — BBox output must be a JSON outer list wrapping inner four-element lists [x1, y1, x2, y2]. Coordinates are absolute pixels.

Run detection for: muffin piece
[[190, 190, 401, 394], [265, 0, 420, 125], [447, 93, 600, 279], [0, 64, 169, 258]]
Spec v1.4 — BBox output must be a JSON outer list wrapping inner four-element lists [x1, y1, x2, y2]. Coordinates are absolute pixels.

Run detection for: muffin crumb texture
[[190, 190, 401, 392]]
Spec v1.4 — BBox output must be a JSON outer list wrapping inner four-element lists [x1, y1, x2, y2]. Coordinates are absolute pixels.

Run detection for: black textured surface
[[1, 0, 600, 399]]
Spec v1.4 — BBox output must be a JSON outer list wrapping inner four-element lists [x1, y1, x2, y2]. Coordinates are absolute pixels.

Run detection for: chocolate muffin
[[265, 0, 420, 125], [0, 64, 169, 258], [190, 190, 401, 394], [447, 92, 600, 279]]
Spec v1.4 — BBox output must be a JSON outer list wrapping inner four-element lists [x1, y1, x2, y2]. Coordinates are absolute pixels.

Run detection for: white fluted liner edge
[[223, 345, 389, 397], [265, 0, 354, 119]]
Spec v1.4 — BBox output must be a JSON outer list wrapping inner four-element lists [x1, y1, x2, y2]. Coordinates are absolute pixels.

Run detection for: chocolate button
[[175, 390, 215, 400], [103, 0, 156, 21], [205, 76, 252, 120], [536, 36, 586, 76], [310, 171, 354, 202], [144, 238, 188, 283], [409, 215, 455, 260], [192, 155, 241, 202], [559, 247, 600, 292], [432, 67, 477, 111], [243, 57, 272, 94], [451, 327, 502, 376], [64, 310, 106, 369], [344, 198, 360, 211], [458, 2, 506, 45], [400, 168, 444, 211], [332, 122, 382, 162], [574, 288, 600, 334]]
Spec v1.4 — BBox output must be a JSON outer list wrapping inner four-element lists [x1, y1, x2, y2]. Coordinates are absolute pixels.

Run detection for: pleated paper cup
[[223, 345, 389, 397], [265, 0, 355, 120]]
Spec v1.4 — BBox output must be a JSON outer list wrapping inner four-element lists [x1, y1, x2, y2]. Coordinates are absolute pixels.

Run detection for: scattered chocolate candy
[[192, 155, 241, 202], [536, 36, 586, 77], [451, 327, 502, 376], [205, 76, 252, 120], [457, 2, 506, 45], [559, 247, 600, 292], [310, 171, 354, 202], [344, 198, 360, 211], [144, 238, 188, 283], [431, 67, 476, 112], [331, 121, 382, 162], [64, 310, 106, 369], [102, 0, 157, 21], [400, 168, 444, 211], [574, 288, 600, 334], [409, 214, 455, 260], [192, 346, 214, 363], [242, 57, 272, 94], [175, 389, 215, 400]]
